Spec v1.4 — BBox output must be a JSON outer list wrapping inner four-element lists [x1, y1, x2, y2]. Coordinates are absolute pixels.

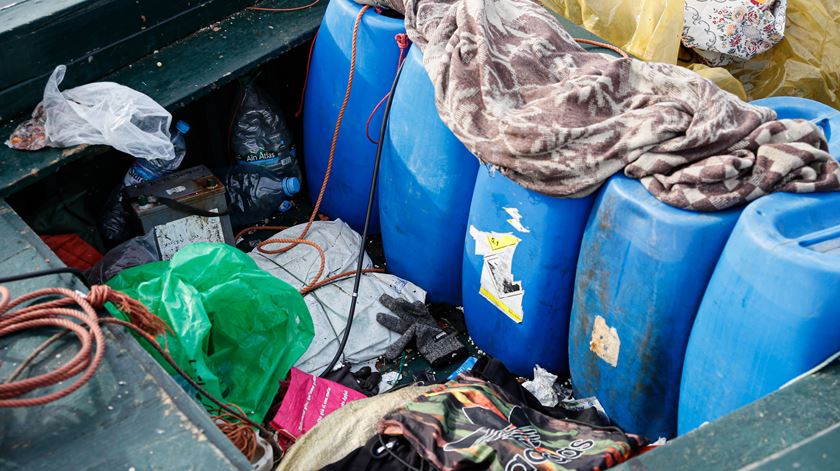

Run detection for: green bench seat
[[0, 0, 325, 198]]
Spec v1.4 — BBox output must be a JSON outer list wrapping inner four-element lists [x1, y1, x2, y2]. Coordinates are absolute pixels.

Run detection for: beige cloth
[[276, 385, 432, 470]]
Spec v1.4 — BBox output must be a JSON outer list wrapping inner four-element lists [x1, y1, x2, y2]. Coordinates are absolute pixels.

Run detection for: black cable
[[0, 267, 91, 289], [376, 434, 429, 471], [320, 59, 406, 377]]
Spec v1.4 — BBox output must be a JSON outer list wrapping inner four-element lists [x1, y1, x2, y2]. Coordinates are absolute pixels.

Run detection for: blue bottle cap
[[278, 200, 293, 213], [175, 120, 191, 134], [282, 177, 301, 197]]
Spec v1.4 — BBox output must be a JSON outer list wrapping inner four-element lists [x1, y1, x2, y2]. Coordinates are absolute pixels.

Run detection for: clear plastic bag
[[8, 65, 175, 161]]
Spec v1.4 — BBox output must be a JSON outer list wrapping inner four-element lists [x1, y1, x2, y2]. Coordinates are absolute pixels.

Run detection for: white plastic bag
[[40, 65, 175, 160], [249, 220, 427, 376]]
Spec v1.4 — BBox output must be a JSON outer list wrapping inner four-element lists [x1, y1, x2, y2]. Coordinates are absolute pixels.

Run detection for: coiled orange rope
[[0, 285, 167, 408], [215, 404, 259, 461], [0, 284, 282, 460]]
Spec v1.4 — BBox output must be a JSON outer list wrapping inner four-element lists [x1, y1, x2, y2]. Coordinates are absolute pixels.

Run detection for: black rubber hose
[[320, 59, 407, 377]]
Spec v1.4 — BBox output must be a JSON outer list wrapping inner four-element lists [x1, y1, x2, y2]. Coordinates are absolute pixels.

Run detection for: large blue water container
[[678, 99, 840, 435], [567, 97, 840, 439], [379, 46, 478, 304], [568, 174, 741, 439], [303, 0, 404, 232], [462, 165, 595, 376], [752, 97, 839, 149]]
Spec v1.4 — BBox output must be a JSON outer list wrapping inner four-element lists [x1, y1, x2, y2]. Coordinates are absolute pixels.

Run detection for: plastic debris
[[378, 371, 401, 394], [522, 364, 559, 407], [108, 243, 313, 422], [270, 368, 366, 438], [86, 231, 160, 285], [7, 65, 175, 161]]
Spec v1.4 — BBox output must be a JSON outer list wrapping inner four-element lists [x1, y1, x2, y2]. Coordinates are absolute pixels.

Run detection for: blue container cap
[[278, 200, 293, 213], [175, 120, 191, 134], [282, 177, 301, 197]]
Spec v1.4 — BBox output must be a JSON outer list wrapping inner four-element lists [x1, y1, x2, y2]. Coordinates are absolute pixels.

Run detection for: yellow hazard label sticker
[[470, 226, 525, 324], [486, 234, 520, 252], [479, 287, 523, 323]]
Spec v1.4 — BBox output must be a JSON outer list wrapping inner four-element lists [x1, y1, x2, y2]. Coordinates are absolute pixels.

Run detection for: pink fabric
[[270, 368, 367, 437]]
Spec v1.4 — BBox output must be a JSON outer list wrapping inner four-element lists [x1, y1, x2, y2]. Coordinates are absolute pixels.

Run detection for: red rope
[[574, 38, 630, 58], [295, 30, 319, 119], [0, 284, 284, 459], [0, 285, 165, 408], [365, 33, 412, 145]]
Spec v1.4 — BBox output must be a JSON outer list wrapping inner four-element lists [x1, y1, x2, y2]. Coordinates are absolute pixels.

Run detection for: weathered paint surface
[[568, 175, 740, 439], [590, 315, 620, 367], [619, 358, 840, 470], [0, 0, 326, 198], [0, 200, 250, 469]]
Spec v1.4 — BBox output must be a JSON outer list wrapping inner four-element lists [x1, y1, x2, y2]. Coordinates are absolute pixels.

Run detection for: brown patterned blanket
[[377, 0, 840, 210]]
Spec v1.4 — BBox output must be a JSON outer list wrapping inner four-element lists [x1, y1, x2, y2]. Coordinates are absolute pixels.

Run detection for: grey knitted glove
[[377, 294, 467, 368]]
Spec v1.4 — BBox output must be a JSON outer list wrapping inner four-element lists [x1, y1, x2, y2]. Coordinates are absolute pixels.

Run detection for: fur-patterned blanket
[[378, 0, 840, 210]]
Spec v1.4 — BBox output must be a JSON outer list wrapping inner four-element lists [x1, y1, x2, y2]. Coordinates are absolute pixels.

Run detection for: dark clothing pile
[[313, 359, 648, 470]]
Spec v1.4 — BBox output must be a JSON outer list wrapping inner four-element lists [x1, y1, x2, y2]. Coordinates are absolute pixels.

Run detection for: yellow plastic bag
[[545, 0, 684, 64], [542, 0, 840, 108], [687, 64, 748, 101], [717, 0, 839, 107]]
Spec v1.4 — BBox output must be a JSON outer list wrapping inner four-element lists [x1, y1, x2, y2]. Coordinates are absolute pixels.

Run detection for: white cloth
[[250, 220, 426, 375]]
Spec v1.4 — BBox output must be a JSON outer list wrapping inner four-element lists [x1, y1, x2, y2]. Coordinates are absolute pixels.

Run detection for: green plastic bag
[[108, 242, 313, 422]]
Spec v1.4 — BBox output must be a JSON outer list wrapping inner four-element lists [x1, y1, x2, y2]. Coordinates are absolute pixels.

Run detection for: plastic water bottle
[[101, 120, 191, 244], [124, 120, 190, 186], [278, 176, 301, 213]]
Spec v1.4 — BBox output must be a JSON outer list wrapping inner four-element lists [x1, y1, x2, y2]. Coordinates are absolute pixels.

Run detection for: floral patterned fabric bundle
[[683, 0, 787, 66]]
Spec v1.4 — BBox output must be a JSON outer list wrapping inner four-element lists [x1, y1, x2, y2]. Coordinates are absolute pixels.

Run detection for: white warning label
[[469, 225, 525, 323]]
